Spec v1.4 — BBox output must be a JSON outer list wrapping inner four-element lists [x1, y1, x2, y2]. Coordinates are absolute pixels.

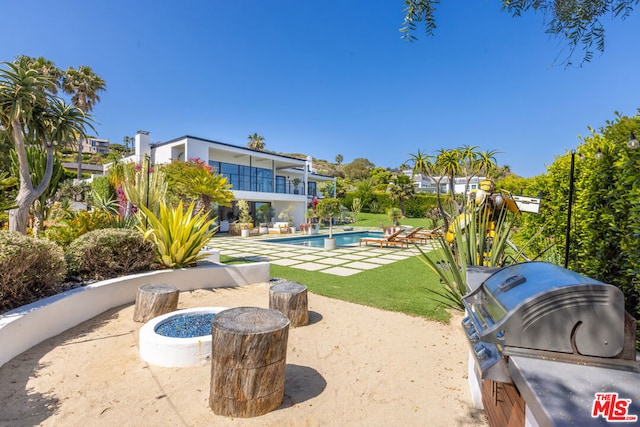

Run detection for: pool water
[[267, 231, 383, 248]]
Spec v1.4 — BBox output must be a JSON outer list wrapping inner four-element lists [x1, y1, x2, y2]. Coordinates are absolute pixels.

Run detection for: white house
[[127, 131, 335, 230], [402, 170, 486, 195]]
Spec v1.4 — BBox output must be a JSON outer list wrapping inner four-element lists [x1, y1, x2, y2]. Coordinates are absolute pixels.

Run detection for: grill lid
[[463, 262, 625, 357]]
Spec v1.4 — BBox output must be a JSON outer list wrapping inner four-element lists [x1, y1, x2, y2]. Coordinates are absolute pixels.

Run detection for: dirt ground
[[0, 283, 487, 427]]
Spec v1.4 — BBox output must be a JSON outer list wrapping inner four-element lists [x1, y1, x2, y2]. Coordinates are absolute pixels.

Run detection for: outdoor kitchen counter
[[509, 355, 640, 426]]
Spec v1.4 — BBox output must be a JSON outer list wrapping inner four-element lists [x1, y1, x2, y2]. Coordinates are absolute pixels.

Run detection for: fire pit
[[139, 307, 228, 367]]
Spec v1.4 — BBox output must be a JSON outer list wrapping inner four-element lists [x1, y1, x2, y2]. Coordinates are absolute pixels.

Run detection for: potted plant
[[305, 207, 318, 235], [236, 200, 253, 237], [315, 198, 342, 249], [292, 177, 302, 194], [256, 204, 274, 234], [387, 207, 402, 227]]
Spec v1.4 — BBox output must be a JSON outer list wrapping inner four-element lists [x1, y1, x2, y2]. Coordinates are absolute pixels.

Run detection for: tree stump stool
[[269, 281, 309, 327], [209, 307, 290, 417], [133, 284, 179, 323]]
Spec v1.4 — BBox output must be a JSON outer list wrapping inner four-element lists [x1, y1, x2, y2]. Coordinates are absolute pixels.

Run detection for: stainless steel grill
[[462, 261, 638, 384]]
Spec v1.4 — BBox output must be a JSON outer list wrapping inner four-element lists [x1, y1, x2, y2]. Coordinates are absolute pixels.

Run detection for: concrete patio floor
[[206, 231, 437, 276]]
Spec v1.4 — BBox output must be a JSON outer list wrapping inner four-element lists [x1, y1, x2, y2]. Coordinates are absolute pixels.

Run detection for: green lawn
[[222, 250, 455, 323], [219, 213, 454, 323], [349, 212, 439, 230]]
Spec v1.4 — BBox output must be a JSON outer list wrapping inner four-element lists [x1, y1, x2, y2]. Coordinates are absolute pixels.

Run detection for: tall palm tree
[[247, 133, 265, 150], [123, 135, 134, 154], [61, 65, 106, 179], [436, 148, 463, 206], [0, 59, 94, 233]]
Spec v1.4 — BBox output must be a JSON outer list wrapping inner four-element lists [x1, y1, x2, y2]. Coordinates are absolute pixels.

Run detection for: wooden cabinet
[[482, 380, 525, 427]]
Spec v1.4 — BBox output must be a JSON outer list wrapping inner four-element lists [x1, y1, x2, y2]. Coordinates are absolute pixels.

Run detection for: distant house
[[79, 137, 110, 154], [124, 131, 335, 229], [402, 170, 486, 195]]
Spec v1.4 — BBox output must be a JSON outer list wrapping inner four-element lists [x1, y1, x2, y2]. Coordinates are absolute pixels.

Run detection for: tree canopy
[[400, 0, 639, 64], [0, 57, 96, 233], [512, 112, 640, 322], [247, 133, 265, 150]]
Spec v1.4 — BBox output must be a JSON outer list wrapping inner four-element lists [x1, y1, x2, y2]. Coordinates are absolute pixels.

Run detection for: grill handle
[[497, 274, 526, 292]]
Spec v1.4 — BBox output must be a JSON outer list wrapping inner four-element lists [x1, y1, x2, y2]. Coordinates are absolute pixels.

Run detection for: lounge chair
[[359, 229, 408, 249], [396, 227, 428, 244], [414, 226, 444, 240]]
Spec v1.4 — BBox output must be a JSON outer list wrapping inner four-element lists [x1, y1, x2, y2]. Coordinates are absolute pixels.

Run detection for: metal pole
[[564, 151, 575, 269], [145, 156, 150, 228]]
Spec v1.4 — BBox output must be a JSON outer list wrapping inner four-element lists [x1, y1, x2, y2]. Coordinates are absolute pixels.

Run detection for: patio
[[207, 232, 437, 276]]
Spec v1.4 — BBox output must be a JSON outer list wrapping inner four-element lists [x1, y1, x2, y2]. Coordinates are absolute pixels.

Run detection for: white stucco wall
[[0, 260, 270, 369]]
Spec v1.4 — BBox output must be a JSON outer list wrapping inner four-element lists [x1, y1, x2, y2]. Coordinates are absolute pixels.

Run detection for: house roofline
[[153, 135, 307, 164]]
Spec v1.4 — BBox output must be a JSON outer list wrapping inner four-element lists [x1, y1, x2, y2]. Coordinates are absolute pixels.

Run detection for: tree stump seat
[[269, 281, 309, 327], [209, 307, 290, 417], [133, 284, 179, 323]]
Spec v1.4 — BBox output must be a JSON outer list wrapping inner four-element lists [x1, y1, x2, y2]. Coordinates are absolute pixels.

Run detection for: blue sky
[[2, 1, 639, 178]]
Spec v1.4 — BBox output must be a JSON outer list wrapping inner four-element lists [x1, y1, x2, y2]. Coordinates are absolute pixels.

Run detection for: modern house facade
[[130, 131, 335, 230]]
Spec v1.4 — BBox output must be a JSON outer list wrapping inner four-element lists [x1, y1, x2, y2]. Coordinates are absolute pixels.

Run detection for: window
[[308, 181, 317, 197], [210, 161, 274, 193]]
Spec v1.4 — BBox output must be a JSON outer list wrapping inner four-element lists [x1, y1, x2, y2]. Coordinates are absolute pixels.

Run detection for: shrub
[[0, 231, 66, 312], [404, 194, 439, 218], [46, 209, 130, 247], [65, 228, 156, 281]]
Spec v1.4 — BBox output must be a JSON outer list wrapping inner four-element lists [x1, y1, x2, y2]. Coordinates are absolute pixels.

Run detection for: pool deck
[[207, 229, 437, 277]]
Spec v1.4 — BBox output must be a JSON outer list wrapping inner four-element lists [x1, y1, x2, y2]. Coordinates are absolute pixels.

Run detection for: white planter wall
[[0, 260, 269, 368]]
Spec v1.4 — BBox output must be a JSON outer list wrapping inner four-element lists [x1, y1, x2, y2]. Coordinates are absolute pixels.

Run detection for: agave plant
[[137, 200, 217, 268]]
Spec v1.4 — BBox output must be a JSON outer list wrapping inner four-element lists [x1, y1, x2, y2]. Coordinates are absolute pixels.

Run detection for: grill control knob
[[475, 344, 490, 360], [462, 317, 473, 330], [469, 331, 479, 343]]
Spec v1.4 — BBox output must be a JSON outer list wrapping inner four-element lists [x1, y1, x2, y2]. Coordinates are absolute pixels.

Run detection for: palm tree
[[123, 135, 134, 154], [61, 65, 106, 179], [436, 148, 463, 207], [408, 149, 430, 177], [247, 133, 265, 150], [386, 174, 415, 216], [407, 149, 446, 223], [0, 58, 94, 233], [474, 149, 499, 180], [335, 154, 343, 165]]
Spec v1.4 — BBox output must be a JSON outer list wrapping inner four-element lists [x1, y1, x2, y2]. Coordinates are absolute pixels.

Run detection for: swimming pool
[[266, 231, 383, 248]]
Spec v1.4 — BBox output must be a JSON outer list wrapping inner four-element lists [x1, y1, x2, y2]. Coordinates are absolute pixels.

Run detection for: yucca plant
[[416, 201, 518, 310], [122, 157, 167, 217], [137, 200, 217, 268]]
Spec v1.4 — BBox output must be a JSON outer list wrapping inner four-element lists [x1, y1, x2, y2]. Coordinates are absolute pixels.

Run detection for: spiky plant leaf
[[137, 200, 217, 268]]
